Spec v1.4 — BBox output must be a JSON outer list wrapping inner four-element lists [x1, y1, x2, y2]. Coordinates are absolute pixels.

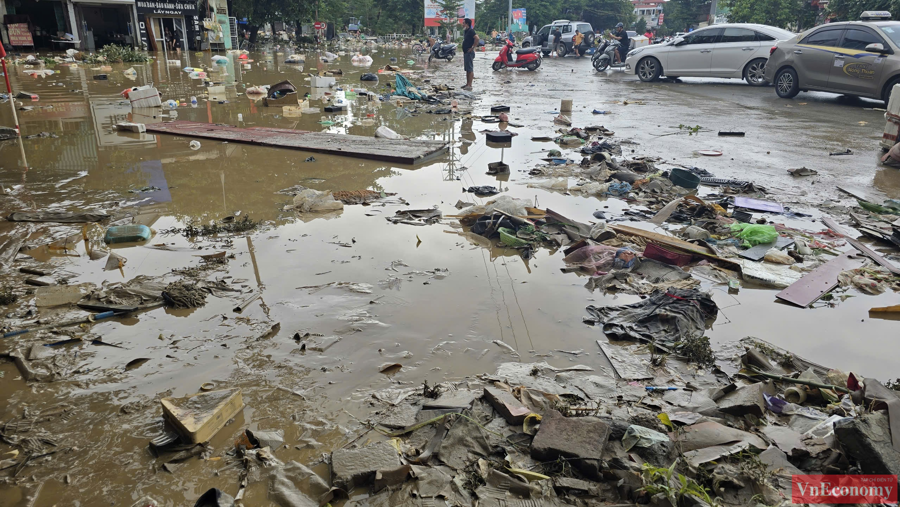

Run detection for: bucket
[[668, 168, 700, 189], [560, 99, 573, 112]]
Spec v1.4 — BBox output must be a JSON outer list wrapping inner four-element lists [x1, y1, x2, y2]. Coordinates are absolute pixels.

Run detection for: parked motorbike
[[492, 39, 541, 71], [592, 39, 626, 72], [429, 42, 457, 62]]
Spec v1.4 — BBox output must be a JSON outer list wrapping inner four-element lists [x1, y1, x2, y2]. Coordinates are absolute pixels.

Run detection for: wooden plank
[[822, 217, 900, 276], [775, 253, 860, 308], [144, 121, 449, 165]]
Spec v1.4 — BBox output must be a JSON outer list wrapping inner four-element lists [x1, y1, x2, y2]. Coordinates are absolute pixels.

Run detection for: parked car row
[[619, 11, 900, 104]]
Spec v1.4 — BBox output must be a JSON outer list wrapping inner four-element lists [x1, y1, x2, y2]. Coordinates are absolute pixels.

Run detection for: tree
[[633, 17, 647, 33], [435, 0, 464, 37], [660, 0, 709, 32]]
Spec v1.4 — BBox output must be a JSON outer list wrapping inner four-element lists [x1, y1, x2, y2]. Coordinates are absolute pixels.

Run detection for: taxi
[[765, 11, 900, 103]]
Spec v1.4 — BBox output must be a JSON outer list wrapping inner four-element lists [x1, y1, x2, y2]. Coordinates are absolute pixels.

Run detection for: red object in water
[[643, 243, 692, 266], [492, 39, 541, 71], [239, 54, 248, 60]]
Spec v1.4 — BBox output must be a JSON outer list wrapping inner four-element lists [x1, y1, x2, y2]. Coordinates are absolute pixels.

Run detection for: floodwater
[[1, 45, 899, 505]]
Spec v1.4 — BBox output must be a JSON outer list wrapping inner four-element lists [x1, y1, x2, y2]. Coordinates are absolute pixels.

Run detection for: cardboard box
[[161, 388, 244, 444]]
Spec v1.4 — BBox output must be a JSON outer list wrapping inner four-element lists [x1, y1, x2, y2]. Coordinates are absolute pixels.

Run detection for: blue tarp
[[393, 74, 421, 100]]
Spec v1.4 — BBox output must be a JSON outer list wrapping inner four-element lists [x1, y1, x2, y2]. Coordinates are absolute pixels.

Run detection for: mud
[[1, 45, 899, 505]]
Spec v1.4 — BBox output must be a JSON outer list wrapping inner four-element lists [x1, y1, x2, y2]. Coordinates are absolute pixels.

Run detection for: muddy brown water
[[1, 45, 899, 505]]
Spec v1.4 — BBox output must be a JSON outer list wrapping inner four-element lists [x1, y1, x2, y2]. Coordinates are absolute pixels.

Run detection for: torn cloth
[[393, 74, 421, 100], [585, 288, 718, 350]]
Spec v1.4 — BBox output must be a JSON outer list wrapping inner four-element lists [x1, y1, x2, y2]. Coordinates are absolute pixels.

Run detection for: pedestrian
[[462, 18, 479, 91], [644, 28, 653, 40], [551, 26, 562, 57], [573, 30, 583, 56]]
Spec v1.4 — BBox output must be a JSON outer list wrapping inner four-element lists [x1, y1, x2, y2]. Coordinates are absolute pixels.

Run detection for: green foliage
[[40, 57, 57, 67], [826, 0, 900, 23], [660, 0, 710, 32], [435, 0, 464, 35], [640, 461, 720, 507], [83, 44, 150, 64], [723, 0, 819, 29], [475, 0, 634, 34], [633, 17, 648, 33]]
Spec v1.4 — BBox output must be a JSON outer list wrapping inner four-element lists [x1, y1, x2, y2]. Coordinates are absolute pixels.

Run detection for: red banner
[[8, 23, 34, 47], [793, 475, 897, 504], [657, 13, 664, 26]]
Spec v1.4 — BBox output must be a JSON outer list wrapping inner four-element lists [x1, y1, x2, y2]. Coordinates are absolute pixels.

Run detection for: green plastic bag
[[730, 222, 778, 247]]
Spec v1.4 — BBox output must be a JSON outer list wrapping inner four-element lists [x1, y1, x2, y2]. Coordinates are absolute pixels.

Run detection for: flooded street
[[1, 45, 900, 505]]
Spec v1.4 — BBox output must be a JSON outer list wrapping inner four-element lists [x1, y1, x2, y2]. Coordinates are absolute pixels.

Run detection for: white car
[[623, 23, 795, 85]]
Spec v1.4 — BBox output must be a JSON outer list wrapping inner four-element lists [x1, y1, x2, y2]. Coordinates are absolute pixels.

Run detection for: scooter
[[592, 39, 627, 72], [492, 39, 541, 71], [428, 42, 457, 62]]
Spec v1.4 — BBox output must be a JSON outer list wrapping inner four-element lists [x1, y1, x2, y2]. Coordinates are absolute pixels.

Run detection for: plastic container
[[485, 131, 513, 143], [237, 113, 243, 122], [166, 99, 178, 109], [499, 228, 528, 248], [104, 224, 151, 244], [668, 168, 700, 189], [643, 243, 692, 266], [190, 96, 197, 106]]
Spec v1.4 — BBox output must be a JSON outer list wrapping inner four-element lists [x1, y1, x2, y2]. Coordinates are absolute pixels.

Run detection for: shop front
[[136, 0, 199, 53], [1, 0, 78, 50], [71, 0, 138, 51]]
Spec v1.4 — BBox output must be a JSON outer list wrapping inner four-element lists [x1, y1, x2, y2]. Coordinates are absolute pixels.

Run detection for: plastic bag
[[374, 126, 402, 140], [730, 223, 778, 247], [622, 425, 669, 451], [764, 248, 795, 265], [526, 179, 568, 192], [291, 189, 344, 213], [463, 196, 532, 217], [563, 245, 637, 274], [571, 182, 610, 195]]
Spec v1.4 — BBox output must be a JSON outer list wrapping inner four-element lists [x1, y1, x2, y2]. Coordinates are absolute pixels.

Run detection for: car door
[[537, 25, 550, 50], [794, 27, 845, 88], [666, 28, 723, 76], [710, 27, 760, 77], [828, 27, 887, 95]]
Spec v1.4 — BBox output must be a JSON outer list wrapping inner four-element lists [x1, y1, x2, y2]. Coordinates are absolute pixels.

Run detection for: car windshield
[[878, 25, 900, 46]]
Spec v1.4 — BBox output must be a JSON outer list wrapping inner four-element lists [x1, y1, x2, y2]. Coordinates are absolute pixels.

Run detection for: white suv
[[523, 20, 595, 57]]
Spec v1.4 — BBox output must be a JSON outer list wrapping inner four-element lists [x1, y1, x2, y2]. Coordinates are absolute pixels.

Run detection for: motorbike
[[428, 42, 457, 62], [492, 39, 541, 71], [592, 39, 627, 72]]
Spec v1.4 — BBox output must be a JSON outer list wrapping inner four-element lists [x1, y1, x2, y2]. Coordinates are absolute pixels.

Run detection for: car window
[[579, 23, 592, 34], [684, 28, 722, 45], [802, 28, 843, 47], [719, 28, 756, 43], [840, 28, 884, 50], [880, 25, 900, 47], [538, 26, 550, 36], [756, 32, 775, 41], [561, 25, 572, 33]]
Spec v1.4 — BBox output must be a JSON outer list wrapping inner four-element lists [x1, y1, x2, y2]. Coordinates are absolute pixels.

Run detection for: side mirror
[[866, 42, 888, 53]]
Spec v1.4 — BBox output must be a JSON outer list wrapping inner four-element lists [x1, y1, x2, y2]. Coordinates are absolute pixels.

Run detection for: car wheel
[[743, 58, 768, 86], [882, 77, 900, 104], [557, 44, 568, 57], [492, 61, 503, 71], [637, 57, 661, 82], [775, 67, 800, 98], [522, 41, 530, 48]]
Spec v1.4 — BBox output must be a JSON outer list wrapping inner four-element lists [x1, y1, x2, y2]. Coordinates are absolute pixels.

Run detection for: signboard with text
[[8, 23, 34, 47], [136, 0, 198, 16], [658, 13, 664, 26], [424, 0, 475, 27]]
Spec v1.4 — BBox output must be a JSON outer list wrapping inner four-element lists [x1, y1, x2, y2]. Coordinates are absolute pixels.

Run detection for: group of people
[[457, 19, 637, 89]]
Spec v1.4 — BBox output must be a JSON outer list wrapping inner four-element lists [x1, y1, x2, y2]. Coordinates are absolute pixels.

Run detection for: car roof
[[808, 20, 900, 29]]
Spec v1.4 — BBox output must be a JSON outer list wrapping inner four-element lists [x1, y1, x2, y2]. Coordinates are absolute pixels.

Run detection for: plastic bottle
[[190, 96, 198, 106], [166, 99, 177, 109]]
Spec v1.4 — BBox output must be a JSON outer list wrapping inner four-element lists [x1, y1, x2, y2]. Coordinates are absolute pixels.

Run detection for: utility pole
[[507, 0, 512, 32], [708, 0, 718, 25]]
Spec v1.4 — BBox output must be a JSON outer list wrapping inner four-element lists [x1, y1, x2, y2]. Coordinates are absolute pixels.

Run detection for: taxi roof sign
[[860, 11, 892, 20]]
